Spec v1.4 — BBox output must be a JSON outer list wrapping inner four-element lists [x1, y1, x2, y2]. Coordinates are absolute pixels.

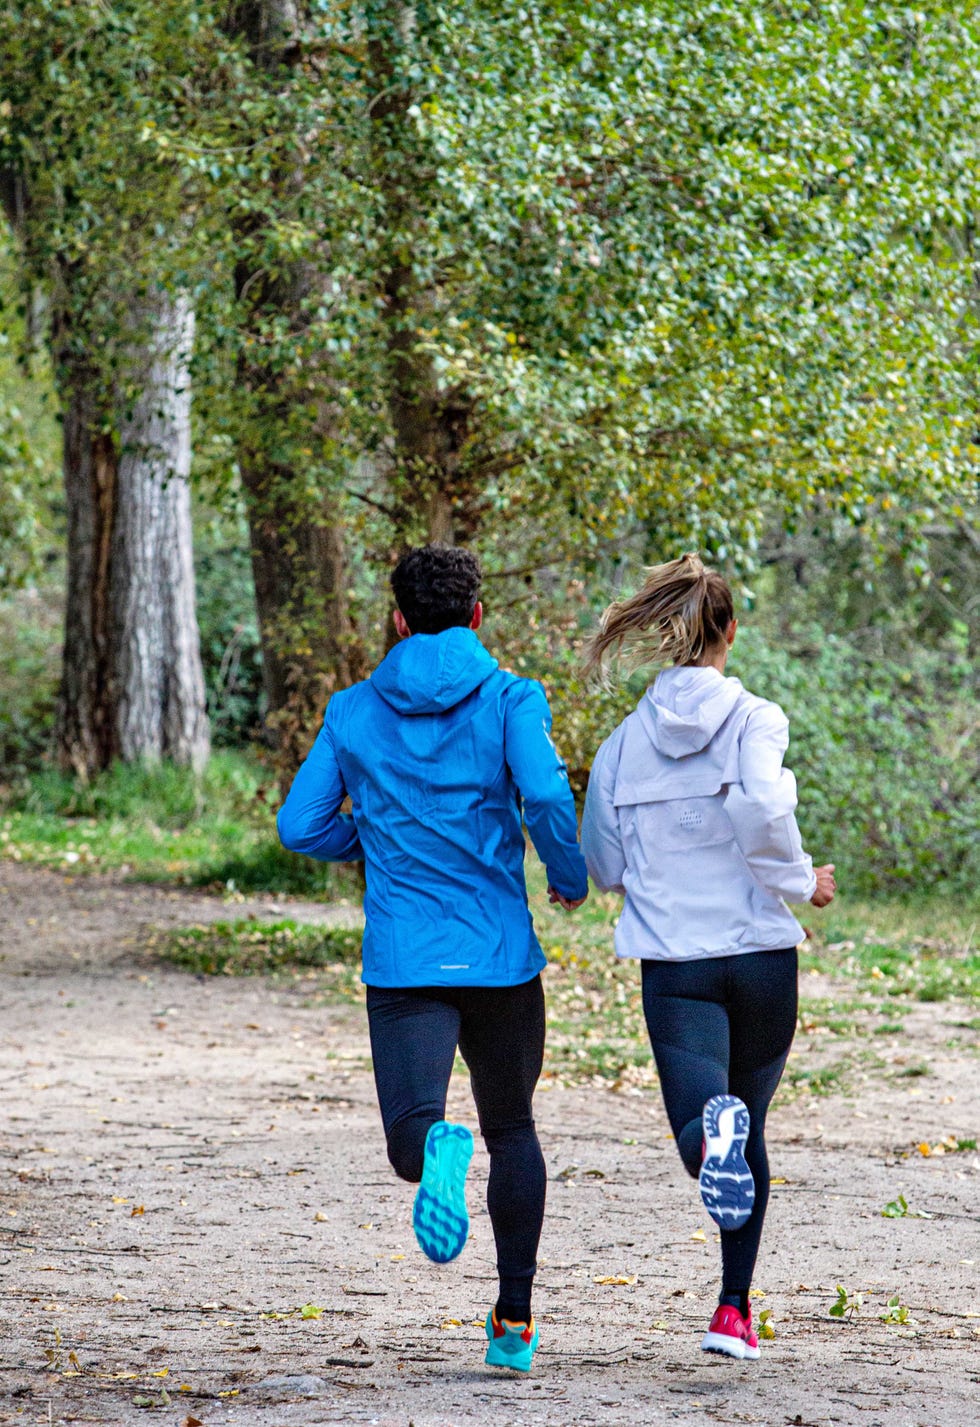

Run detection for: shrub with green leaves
[[731, 627, 977, 897]]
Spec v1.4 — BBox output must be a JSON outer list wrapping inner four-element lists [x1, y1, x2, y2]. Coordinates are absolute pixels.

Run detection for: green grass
[[150, 869, 976, 1089], [160, 919, 362, 984], [7, 768, 974, 1089], [0, 752, 359, 899], [799, 899, 979, 1003]]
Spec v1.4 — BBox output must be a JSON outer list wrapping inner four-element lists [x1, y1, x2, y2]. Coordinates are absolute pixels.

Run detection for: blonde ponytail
[[585, 554, 734, 679]]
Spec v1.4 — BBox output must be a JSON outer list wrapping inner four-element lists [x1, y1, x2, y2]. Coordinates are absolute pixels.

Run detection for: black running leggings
[[641, 948, 798, 1301], [366, 975, 546, 1318]]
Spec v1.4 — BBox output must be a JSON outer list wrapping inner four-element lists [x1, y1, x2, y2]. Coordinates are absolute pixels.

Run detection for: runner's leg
[[457, 975, 546, 1324], [366, 986, 461, 1182], [721, 948, 798, 1307], [640, 957, 730, 1177]]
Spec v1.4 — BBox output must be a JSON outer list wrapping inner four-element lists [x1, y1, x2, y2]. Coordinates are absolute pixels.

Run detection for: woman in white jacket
[[582, 554, 836, 1361]]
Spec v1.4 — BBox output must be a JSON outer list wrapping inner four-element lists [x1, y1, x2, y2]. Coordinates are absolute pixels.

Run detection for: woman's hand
[[810, 864, 836, 907], [548, 886, 588, 910]]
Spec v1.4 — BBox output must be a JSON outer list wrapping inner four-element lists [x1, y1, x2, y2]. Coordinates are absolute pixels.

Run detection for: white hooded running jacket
[[582, 665, 817, 961]]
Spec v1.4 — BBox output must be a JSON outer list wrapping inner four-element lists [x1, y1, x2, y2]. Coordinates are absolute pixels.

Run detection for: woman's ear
[[727, 618, 738, 647]]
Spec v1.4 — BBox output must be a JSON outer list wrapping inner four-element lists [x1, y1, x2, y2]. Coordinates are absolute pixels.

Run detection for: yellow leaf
[[390, 1254, 405, 1261], [441, 1318, 462, 1328], [690, 1229, 707, 1242], [111, 1196, 129, 1205], [770, 1177, 787, 1185], [111, 1292, 127, 1302], [314, 1212, 328, 1223], [593, 1275, 637, 1286], [917, 1142, 932, 1157], [218, 1389, 240, 1398], [131, 1205, 145, 1217], [151, 1368, 169, 1378]]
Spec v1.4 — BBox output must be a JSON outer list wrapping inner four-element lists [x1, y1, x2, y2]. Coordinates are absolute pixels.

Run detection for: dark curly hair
[[391, 544, 482, 634]]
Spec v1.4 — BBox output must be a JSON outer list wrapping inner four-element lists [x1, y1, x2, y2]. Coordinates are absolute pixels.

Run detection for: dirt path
[[1, 863, 977, 1427]]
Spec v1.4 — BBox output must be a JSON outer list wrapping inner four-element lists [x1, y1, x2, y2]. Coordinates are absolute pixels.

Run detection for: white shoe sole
[[701, 1330, 760, 1360]]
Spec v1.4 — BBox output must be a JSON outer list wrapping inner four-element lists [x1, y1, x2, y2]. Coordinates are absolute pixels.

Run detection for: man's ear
[[393, 608, 411, 640], [469, 601, 483, 631]]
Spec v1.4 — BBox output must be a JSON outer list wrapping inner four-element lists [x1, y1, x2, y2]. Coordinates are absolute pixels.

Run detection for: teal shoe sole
[[484, 1311, 539, 1372], [412, 1121, 473, 1264]]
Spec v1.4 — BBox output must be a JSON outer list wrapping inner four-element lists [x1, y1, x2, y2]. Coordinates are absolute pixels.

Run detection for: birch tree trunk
[[56, 295, 210, 776]]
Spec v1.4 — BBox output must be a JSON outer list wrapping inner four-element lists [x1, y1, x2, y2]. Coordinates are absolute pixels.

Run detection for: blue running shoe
[[484, 1310, 539, 1372], [699, 1094, 755, 1231], [412, 1120, 473, 1264]]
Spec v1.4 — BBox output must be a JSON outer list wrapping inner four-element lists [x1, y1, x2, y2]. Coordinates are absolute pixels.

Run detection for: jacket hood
[[371, 626, 498, 715], [638, 665, 744, 757]]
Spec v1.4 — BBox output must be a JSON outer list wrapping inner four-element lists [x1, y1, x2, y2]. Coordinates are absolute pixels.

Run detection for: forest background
[[0, 0, 977, 908]]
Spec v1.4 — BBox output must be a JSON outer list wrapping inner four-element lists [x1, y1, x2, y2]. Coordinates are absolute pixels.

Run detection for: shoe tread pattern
[[699, 1093, 755, 1231], [412, 1122, 473, 1264]]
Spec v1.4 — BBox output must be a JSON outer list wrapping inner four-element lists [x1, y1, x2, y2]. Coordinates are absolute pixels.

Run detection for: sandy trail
[[1, 862, 977, 1426]]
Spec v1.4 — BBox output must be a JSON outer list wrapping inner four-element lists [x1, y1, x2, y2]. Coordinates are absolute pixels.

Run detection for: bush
[[504, 615, 977, 900], [731, 627, 977, 898], [0, 583, 62, 779]]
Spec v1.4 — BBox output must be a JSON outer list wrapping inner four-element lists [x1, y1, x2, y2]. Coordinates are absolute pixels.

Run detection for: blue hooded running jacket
[[277, 627, 588, 988]]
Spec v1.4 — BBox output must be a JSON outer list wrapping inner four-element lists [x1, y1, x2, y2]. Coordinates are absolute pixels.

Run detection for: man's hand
[[548, 886, 588, 911], [810, 864, 836, 907]]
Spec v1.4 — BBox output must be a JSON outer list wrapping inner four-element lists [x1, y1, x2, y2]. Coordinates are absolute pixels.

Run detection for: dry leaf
[[593, 1275, 637, 1286], [150, 1368, 169, 1378], [314, 1212, 328, 1222], [111, 1196, 129, 1205], [690, 1229, 707, 1242], [181, 1417, 204, 1427], [131, 1205, 145, 1217]]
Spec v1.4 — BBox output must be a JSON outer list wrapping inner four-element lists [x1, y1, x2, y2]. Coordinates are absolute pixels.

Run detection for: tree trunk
[[56, 296, 210, 777], [113, 296, 210, 768], [56, 378, 118, 777], [227, 0, 365, 771], [368, 3, 477, 551]]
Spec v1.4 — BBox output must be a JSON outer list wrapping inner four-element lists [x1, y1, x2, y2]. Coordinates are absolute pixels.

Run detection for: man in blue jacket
[[277, 544, 587, 1372]]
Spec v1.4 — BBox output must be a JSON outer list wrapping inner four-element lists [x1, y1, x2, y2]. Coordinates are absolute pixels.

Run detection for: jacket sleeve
[[504, 680, 588, 901], [581, 734, 627, 894], [724, 703, 816, 902], [276, 700, 364, 863]]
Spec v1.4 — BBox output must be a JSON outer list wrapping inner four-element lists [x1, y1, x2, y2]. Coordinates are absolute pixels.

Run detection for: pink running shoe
[[701, 1304, 760, 1360]]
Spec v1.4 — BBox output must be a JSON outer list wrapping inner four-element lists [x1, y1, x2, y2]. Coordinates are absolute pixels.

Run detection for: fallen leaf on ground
[[593, 1275, 636, 1286]]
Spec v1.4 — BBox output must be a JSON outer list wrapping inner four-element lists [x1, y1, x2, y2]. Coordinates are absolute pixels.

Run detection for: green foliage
[[882, 1194, 932, 1219], [161, 918, 361, 977], [730, 626, 977, 896], [829, 1284, 863, 1320], [0, 583, 61, 777], [0, 236, 61, 592], [193, 533, 265, 746], [880, 1295, 914, 1325], [0, 751, 355, 897]]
